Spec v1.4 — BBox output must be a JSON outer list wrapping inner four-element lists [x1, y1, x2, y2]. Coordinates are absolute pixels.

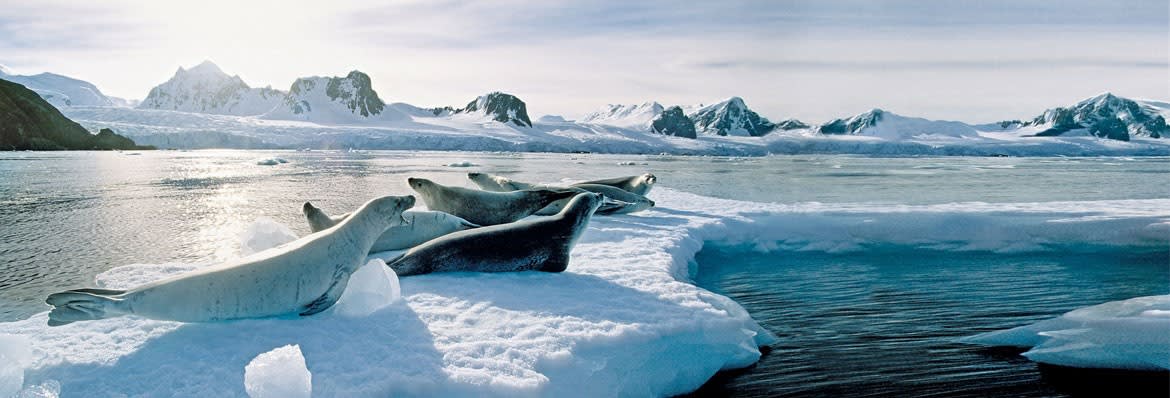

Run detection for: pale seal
[[45, 195, 416, 325], [466, 172, 652, 215], [387, 192, 604, 276], [407, 177, 578, 226], [574, 173, 657, 196], [302, 203, 479, 252]]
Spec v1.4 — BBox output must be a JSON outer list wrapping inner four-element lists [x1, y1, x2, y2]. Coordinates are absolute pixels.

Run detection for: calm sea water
[[1, 151, 1167, 396]]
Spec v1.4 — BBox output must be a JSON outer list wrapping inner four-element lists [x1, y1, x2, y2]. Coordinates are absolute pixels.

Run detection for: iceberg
[[961, 295, 1170, 371], [0, 189, 1166, 396]]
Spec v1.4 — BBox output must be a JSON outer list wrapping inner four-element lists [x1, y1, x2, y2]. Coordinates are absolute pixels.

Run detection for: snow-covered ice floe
[[0, 189, 1167, 396], [960, 295, 1170, 371]]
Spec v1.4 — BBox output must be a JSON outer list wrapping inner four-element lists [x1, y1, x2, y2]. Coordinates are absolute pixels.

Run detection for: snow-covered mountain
[[817, 109, 978, 139], [262, 70, 399, 124], [139, 61, 285, 116], [687, 97, 780, 137], [650, 106, 697, 138], [580, 102, 664, 129], [453, 92, 532, 127], [991, 93, 1167, 141], [0, 66, 119, 108]]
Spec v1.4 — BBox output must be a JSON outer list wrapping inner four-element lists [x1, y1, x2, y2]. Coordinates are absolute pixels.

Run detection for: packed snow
[[961, 295, 1170, 371], [0, 189, 1166, 396], [244, 344, 312, 398]]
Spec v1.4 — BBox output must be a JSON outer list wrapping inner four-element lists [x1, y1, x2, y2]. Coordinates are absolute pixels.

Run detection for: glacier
[[59, 105, 1170, 156], [0, 188, 1167, 397]]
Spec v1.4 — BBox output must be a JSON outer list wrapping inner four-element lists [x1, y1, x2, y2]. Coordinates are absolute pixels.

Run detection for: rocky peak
[[688, 97, 776, 137], [818, 109, 884, 135], [650, 106, 697, 139], [457, 92, 532, 127], [139, 61, 283, 116], [1025, 93, 1166, 140]]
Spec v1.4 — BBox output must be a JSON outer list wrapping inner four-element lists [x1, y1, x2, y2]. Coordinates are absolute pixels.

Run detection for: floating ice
[[256, 158, 287, 166], [961, 295, 1170, 370], [244, 345, 312, 398], [331, 259, 401, 317], [0, 334, 33, 397], [445, 161, 478, 167], [239, 217, 299, 256], [0, 189, 1166, 396]]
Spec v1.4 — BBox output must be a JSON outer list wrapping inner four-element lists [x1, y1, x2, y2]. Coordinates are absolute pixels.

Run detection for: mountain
[[0, 67, 117, 108], [139, 61, 285, 116], [1007, 93, 1167, 141], [455, 92, 532, 127], [538, 115, 567, 123], [0, 78, 147, 150], [580, 102, 664, 129], [650, 106, 696, 138], [263, 70, 397, 124], [817, 109, 978, 139], [687, 97, 779, 137]]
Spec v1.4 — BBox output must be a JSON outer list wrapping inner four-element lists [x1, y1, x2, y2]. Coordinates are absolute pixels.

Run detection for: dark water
[[690, 247, 1170, 397]]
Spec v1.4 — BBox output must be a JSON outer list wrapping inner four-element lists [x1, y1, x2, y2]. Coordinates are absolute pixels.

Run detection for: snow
[[0, 71, 115, 107], [960, 295, 1170, 371], [244, 345, 312, 398], [580, 102, 664, 129], [0, 334, 33, 397], [59, 106, 1170, 155], [0, 190, 1166, 396], [139, 61, 284, 116]]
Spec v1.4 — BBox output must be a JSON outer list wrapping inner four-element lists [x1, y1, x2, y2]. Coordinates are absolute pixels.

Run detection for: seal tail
[[45, 288, 127, 326]]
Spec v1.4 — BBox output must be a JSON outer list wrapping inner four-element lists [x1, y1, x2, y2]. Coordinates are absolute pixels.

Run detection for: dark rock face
[[327, 71, 385, 117], [459, 92, 532, 127], [286, 71, 386, 117], [689, 97, 776, 136], [819, 109, 884, 135], [1026, 93, 1165, 140], [0, 78, 149, 150], [651, 106, 697, 139], [775, 119, 809, 130]]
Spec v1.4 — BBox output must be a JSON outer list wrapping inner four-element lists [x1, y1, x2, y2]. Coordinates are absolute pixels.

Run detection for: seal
[[302, 203, 479, 252], [407, 177, 578, 226], [386, 192, 604, 276], [572, 183, 654, 215], [574, 173, 657, 196], [45, 195, 416, 326], [467, 172, 652, 215]]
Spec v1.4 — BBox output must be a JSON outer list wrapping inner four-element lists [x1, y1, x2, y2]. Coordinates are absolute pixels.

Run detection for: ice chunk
[[256, 158, 279, 166], [332, 259, 401, 317], [0, 334, 33, 397], [445, 161, 477, 167], [244, 345, 312, 398], [239, 217, 299, 256], [961, 295, 1170, 370]]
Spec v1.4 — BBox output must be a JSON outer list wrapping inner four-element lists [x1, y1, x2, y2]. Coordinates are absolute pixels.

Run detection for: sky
[[0, 0, 1166, 123]]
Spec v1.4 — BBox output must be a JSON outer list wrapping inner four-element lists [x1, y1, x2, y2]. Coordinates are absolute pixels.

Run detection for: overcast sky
[[1, 0, 1166, 123]]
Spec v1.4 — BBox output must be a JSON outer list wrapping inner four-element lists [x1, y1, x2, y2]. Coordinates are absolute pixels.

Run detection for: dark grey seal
[[386, 192, 604, 276]]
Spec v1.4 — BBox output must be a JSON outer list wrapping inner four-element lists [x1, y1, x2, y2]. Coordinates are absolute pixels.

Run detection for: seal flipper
[[596, 198, 634, 215], [45, 289, 127, 326], [299, 270, 351, 316]]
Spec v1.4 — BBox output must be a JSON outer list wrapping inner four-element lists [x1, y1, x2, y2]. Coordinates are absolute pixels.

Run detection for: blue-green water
[[690, 248, 1168, 397], [0, 151, 1167, 396]]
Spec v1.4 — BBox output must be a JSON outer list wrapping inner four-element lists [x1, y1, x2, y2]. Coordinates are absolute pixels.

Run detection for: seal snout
[[302, 201, 316, 215]]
